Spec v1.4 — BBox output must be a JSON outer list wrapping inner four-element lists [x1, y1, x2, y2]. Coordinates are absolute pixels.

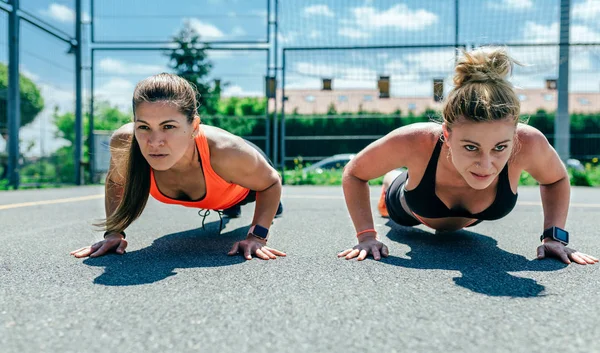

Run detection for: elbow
[[259, 172, 282, 193], [342, 166, 367, 185]]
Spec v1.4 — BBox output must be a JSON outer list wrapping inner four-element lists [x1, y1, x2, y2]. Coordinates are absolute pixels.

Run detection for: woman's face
[[443, 118, 517, 190], [134, 102, 198, 171]]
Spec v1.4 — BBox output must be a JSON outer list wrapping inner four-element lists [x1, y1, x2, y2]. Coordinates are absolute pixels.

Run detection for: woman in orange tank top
[[70, 73, 285, 261]]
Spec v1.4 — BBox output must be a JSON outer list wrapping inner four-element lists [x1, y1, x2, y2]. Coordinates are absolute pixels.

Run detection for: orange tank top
[[149, 128, 250, 210]]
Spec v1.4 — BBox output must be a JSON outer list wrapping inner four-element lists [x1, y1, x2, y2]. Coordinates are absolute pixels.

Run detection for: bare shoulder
[[107, 123, 134, 185], [201, 124, 246, 157], [345, 122, 440, 181], [110, 122, 134, 147], [201, 125, 276, 187], [395, 121, 440, 142], [387, 122, 440, 159], [201, 125, 255, 173], [513, 123, 552, 166]]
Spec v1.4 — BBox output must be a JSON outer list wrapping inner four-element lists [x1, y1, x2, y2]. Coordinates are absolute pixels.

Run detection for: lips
[[149, 153, 168, 158], [470, 172, 492, 179]]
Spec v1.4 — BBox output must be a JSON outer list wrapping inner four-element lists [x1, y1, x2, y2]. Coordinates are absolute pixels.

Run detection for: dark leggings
[[384, 172, 483, 228], [384, 172, 421, 227]]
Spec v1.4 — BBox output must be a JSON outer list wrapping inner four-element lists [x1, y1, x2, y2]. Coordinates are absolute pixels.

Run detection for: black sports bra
[[403, 137, 518, 220]]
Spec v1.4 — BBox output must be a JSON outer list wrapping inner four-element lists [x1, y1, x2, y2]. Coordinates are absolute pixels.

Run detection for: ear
[[441, 123, 450, 144], [192, 116, 200, 136]]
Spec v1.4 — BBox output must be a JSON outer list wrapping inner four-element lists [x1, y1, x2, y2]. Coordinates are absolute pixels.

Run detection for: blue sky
[[2, 0, 600, 154]]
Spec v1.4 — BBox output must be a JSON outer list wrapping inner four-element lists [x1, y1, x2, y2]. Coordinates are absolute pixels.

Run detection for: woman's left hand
[[537, 240, 599, 265], [228, 236, 286, 260]]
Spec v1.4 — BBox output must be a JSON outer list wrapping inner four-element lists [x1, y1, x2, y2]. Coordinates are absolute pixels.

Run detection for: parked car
[[302, 154, 355, 174], [567, 158, 585, 172]]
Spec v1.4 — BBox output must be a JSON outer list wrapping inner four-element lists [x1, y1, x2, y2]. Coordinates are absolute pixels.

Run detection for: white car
[[302, 154, 356, 174]]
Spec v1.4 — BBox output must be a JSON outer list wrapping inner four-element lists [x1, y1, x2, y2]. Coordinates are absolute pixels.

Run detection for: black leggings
[[384, 172, 421, 227], [384, 172, 483, 228]]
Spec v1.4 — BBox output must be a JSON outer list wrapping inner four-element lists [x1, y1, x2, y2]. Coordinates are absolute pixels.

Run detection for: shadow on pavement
[[83, 218, 248, 286], [381, 220, 567, 297]]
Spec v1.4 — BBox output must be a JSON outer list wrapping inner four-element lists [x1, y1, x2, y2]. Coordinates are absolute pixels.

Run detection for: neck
[[167, 140, 200, 174]]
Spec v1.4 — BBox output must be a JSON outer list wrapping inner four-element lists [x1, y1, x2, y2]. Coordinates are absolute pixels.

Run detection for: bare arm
[[104, 123, 133, 228], [343, 124, 430, 237], [518, 125, 570, 230], [215, 138, 281, 230], [211, 135, 285, 260], [518, 126, 598, 265], [338, 124, 433, 261], [70, 123, 133, 258]]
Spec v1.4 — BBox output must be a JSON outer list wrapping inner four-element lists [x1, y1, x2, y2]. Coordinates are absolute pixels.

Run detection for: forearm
[[251, 180, 282, 229], [342, 172, 376, 237], [539, 176, 570, 230]]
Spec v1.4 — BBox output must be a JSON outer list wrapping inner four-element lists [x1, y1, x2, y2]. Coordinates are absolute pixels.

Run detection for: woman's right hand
[[337, 234, 389, 261], [70, 233, 128, 258]]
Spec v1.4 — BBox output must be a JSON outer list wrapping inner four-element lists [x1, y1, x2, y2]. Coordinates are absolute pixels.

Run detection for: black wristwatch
[[540, 226, 569, 246], [248, 225, 269, 241], [104, 231, 126, 239]]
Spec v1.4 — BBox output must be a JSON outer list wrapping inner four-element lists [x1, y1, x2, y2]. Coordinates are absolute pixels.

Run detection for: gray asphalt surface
[[1, 185, 599, 353]]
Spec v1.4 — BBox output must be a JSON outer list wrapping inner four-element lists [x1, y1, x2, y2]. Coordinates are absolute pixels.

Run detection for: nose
[[478, 154, 492, 170], [476, 155, 492, 170], [147, 132, 164, 147]]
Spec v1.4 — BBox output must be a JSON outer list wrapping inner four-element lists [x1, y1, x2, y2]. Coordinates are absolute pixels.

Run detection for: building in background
[[273, 87, 600, 116]]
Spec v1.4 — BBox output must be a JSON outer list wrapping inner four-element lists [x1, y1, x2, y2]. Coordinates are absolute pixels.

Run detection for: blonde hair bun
[[453, 47, 515, 88]]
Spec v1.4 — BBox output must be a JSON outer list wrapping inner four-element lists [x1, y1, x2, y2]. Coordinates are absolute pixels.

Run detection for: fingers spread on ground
[[228, 242, 240, 256], [357, 249, 368, 261], [345, 249, 360, 260]]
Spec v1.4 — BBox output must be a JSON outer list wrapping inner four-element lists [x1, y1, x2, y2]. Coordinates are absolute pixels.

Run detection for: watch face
[[251, 225, 269, 239], [554, 228, 569, 243]]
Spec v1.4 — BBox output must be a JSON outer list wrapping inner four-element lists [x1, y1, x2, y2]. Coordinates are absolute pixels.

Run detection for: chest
[[434, 181, 499, 215], [154, 167, 207, 201]]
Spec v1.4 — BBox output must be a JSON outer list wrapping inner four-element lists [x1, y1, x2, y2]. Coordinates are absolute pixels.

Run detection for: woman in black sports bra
[[339, 47, 597, 266]]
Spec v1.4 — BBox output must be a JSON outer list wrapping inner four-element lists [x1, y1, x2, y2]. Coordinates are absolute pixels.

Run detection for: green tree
[[50, 102, 132, 183], [327, 103, 337, 116], [0, 63, 44, 138], [0, 63, 45, 180], [166, 22, 221, 115]]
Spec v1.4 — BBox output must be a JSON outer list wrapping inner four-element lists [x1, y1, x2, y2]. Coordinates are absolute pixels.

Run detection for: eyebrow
[[136, 119, 179, 125], [460, 139, 511, 146]]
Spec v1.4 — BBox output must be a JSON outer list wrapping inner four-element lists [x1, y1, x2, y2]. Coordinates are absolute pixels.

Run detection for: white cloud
[[207, 51, 234, 59], [403, 50, 456, 73], [346, 5, 438, 31], [523, 21, 559, 43], [338, 28, 370, 39], [573, 0, 600, 22], [231, 26, 246, 37], [99, 58, 165, 76], [487, 0, 533, 10], [95, 77, 136, 111], [19, 67, 39, 82], [309, 30, 322, 39], [293, 62, 378, 80], [222, 85, 262, 97], [523, 21, 600, 43], [16, 81, 74, 156], [384, 60, 408, 74], [186, 18, 225, 39], [303, 5, 335, 18], [40, 3, 90, 23], [278, 31, 298, 43], [250, 10, 268, 19]]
